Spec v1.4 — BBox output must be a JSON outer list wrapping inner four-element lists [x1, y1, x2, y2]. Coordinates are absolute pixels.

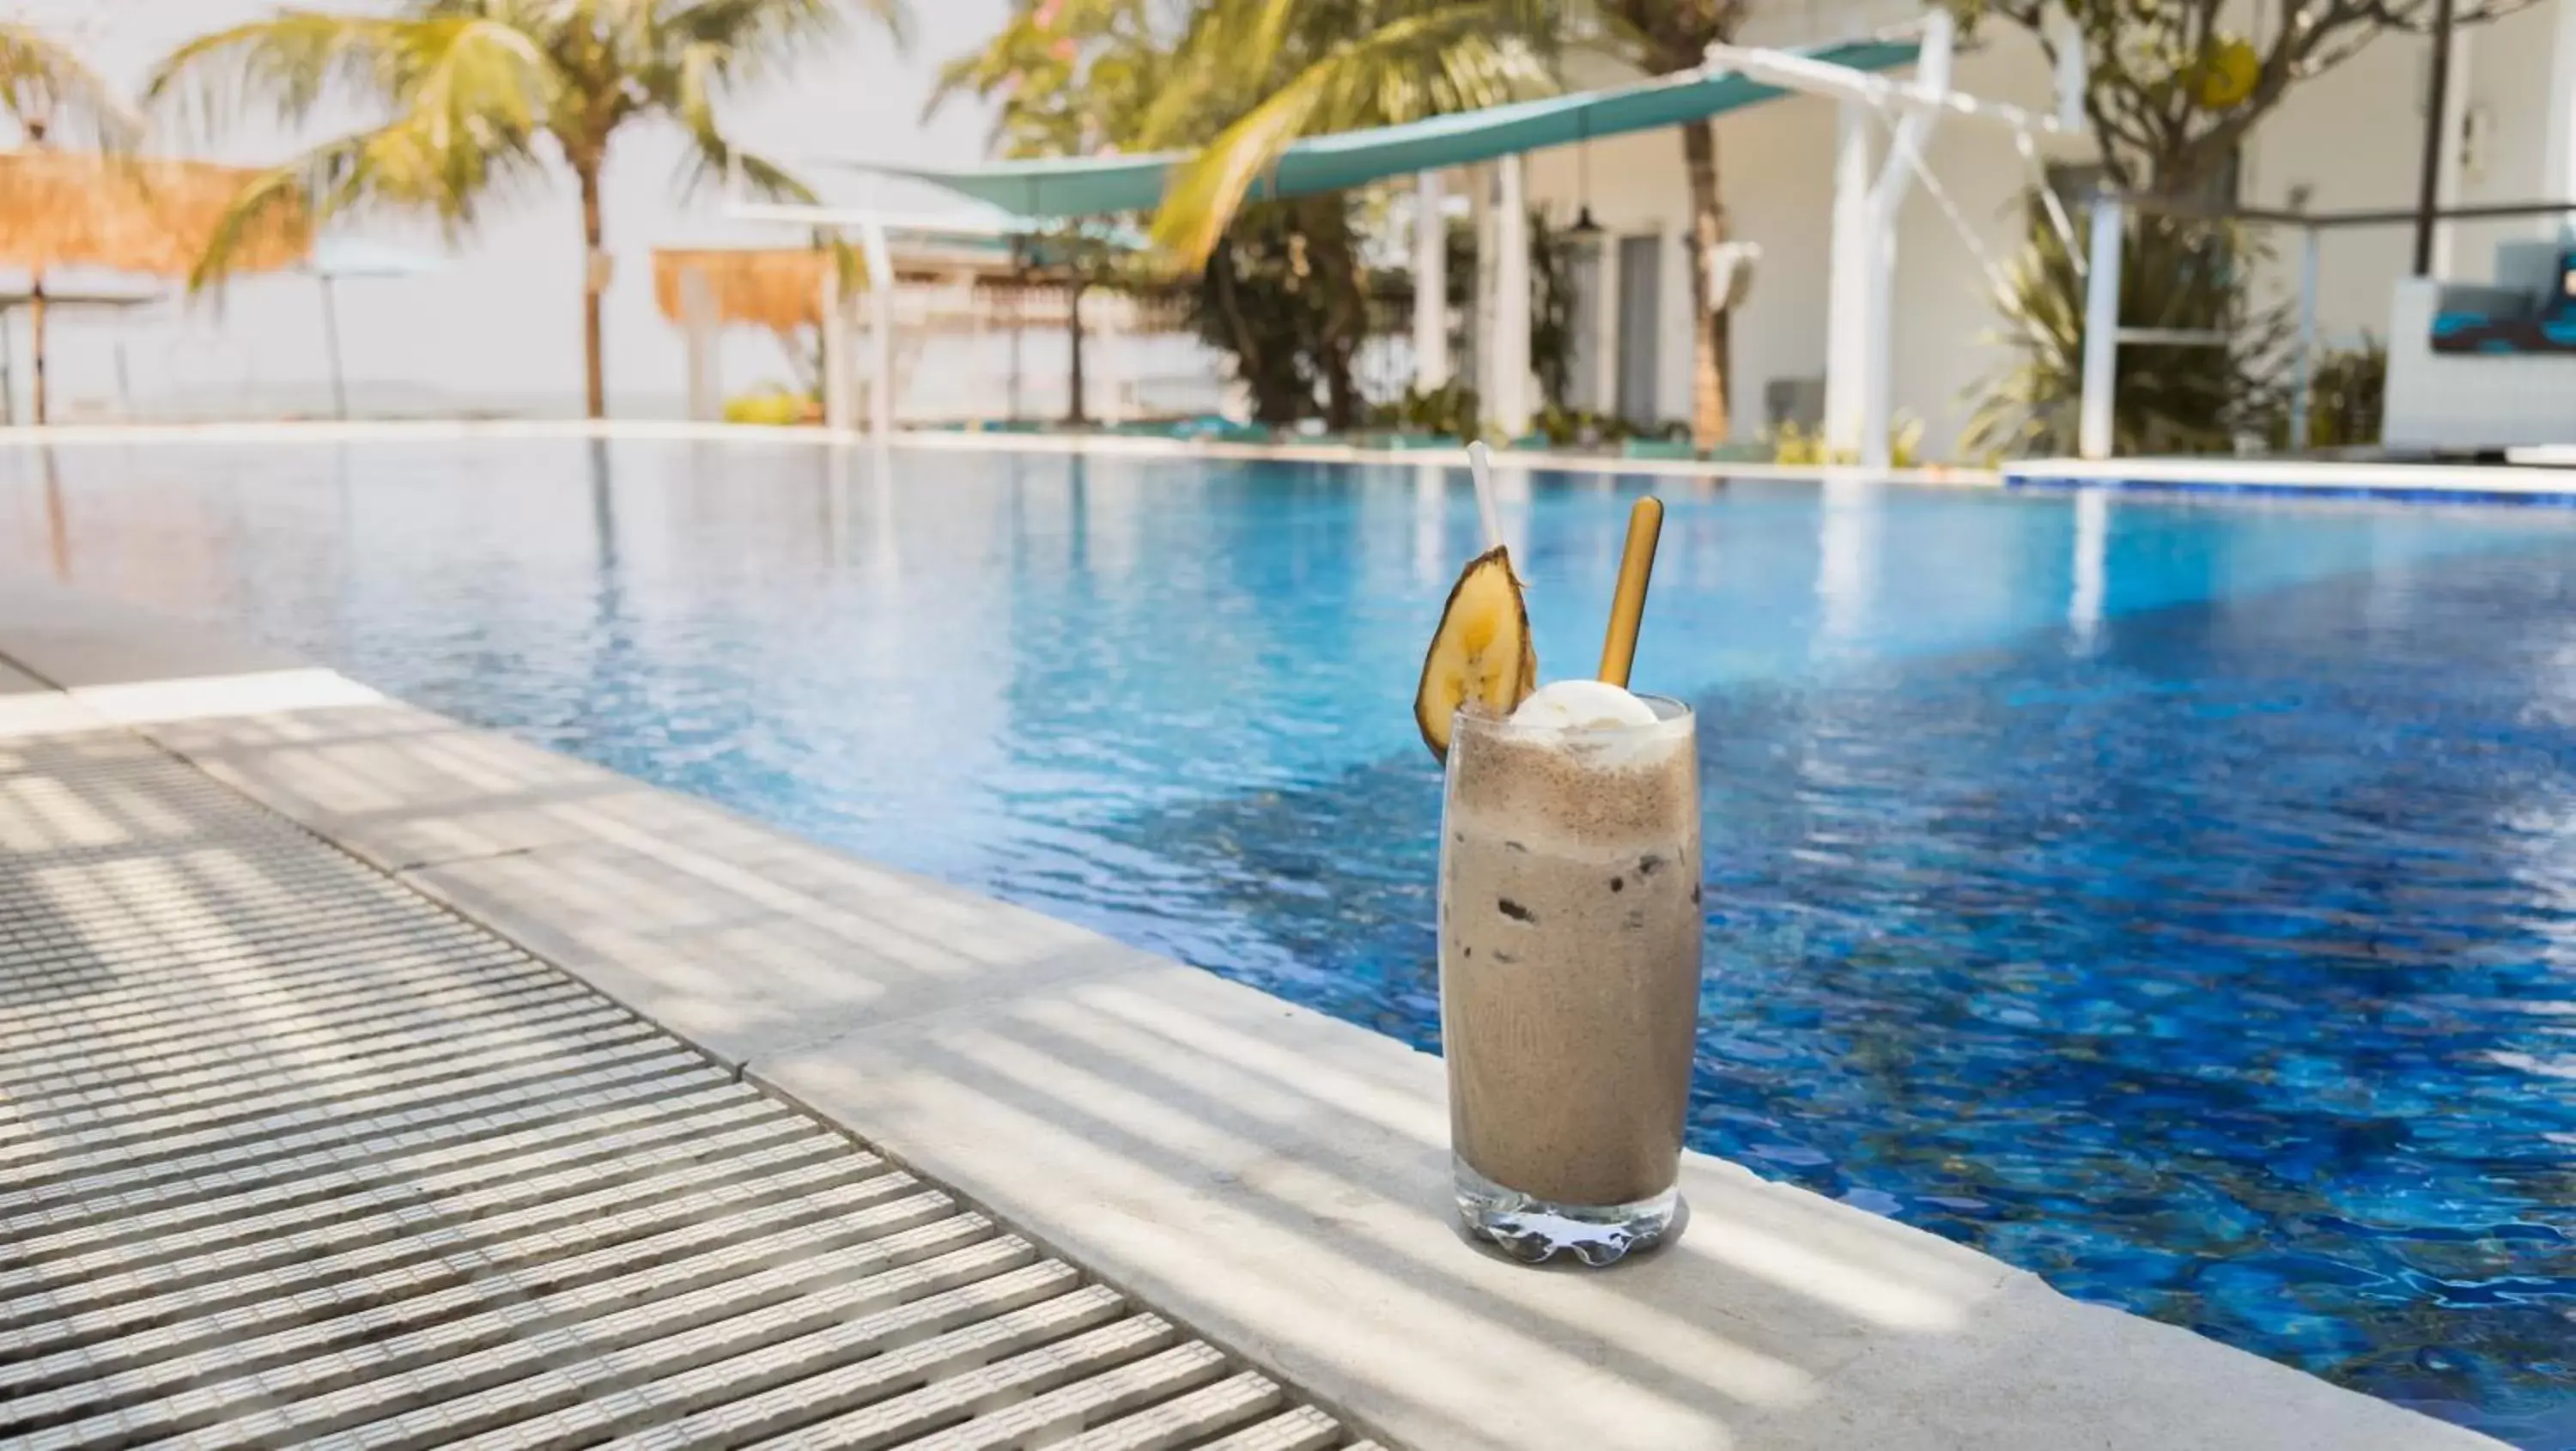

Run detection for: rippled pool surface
[[6, 440, 2574, 1445]]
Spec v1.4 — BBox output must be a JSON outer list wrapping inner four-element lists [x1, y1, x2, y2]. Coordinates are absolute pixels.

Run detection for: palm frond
[[665, 38, 817, 203], [147, 13, 416, 138], [1133, 0, 1301, 149], [1148, 3, 1557, 268], [145, 11, 555, 150], [197, 105, 550, 291], [185, 162, 323, 291], [183, 18, 557, 288], [925, 1, 1053, 122], [671, 137, 816, 209], [661, 0, 907, 76], [642, 0, 881, 201], [0, 21, 142, 149], [1965, 193, 2288, 458]]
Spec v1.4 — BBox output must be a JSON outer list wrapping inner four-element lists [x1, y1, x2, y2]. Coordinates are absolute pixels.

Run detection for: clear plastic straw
[[1467, 441, 1507, 556]]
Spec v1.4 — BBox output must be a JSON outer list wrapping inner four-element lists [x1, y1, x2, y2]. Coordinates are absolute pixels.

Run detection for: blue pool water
[[6, 440, 2574, 1445]]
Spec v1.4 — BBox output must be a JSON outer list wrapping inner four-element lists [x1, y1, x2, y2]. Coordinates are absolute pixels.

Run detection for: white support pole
[[820, 256, 852, 433], [680, 266, 720, 423], [1492, 152, 1533, 438], [1822, 99, 1875, 455], [318, 275, 350, 422], [1858, 9, 1952, 471], [1468, 166, 1493, 413], [964, 271, 988, 422], [1413, 172, 1451, 391], [859, 219, 896, 443], [1007, 288, 1025, 422], [2077, 191, 2123, 460], [2289, 225, 2321, 451], [2050, 7, 2087, 134], [1704, 34, 2069, 137], [2550, 0, 2576, 241]]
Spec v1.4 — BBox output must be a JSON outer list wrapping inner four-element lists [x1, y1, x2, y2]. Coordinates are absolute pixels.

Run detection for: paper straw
[[1467, 441, 1506, 556], [1598, 496, 1664, 689]]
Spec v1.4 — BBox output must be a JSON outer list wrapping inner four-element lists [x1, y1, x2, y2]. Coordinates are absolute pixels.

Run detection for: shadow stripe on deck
[[0, 728, 1377, 1451]]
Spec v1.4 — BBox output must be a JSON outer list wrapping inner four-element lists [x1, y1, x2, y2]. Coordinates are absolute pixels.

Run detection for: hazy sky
[[4, 0, 1007, 421]]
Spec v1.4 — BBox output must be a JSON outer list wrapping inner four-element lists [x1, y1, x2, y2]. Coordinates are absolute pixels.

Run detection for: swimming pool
[[7, 439, 2573, 1446]]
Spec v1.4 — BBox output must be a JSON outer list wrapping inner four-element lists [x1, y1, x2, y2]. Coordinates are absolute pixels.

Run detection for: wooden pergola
[[0, 150, 312, 422]]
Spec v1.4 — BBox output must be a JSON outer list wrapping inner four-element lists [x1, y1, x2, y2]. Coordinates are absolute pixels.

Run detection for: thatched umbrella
[[651, 247, 849, 335], [0, 149, 312, 422]]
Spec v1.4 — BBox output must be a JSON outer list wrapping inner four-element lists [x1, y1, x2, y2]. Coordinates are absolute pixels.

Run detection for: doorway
[[1614, 234, 1662, 429]]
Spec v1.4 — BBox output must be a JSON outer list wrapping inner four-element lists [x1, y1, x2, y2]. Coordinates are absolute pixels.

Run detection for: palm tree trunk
[[1680, 118, 1731, 447], [1210, 247, 1283, 422], [578, 164, 607, 420], [28, 270, 47, 427], [1065, 279, 1088, 424], [1314, 209, 1364, 431]]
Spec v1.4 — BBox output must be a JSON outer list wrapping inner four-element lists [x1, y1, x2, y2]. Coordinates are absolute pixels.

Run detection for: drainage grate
[[0, 729, 1375, 1451]]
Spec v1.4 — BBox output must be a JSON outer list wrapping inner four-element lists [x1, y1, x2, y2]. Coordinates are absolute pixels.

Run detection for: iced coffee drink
[[1410, 463, 1694, 1265], [1439, 690, 1702, 1264]]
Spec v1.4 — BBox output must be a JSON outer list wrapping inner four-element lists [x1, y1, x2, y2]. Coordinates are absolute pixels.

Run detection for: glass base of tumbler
[[1452, 1155, 1679, 1267]]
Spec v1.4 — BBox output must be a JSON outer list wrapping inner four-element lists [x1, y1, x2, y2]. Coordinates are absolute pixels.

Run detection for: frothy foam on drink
[[1505, 680, 1671, 770], [1510, 678, 1660, 731]]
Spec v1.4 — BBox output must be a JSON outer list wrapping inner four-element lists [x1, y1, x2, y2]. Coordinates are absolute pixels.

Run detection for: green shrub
[[1966, 197, 2286, 458], [1765, 416, 1924, 467], [1373, 379, 1480, 440], [1534, 405, 1636, 448], [2300, 336, 2386, 450]]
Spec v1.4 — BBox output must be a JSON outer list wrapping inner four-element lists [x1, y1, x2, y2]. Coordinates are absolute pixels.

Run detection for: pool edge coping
[[2005, 455, 2576, 505], [0, 416, 2002, 489]]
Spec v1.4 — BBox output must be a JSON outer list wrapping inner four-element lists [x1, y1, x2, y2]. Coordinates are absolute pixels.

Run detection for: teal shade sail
[[835, 39, 1917, 219]]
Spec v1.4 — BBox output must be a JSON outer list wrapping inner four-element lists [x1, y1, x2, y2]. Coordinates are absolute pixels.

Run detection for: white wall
[[1522, 0, 2574, 460], [1524, 96, 1842, 440], [2240, 0, 2567, 342], [1522, 27, 2087, 457]]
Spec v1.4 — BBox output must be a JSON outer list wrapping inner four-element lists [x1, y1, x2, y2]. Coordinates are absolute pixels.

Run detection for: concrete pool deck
[[0, 580, 2510, 1451]]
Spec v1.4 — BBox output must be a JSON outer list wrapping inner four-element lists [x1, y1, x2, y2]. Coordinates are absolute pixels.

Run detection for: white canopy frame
[[1706, 14, 2085, 469], [729, 202, 919, 442]]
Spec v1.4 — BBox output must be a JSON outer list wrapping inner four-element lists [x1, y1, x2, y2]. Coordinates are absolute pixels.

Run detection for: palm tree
[[145, 0, 906, 421], [1, 22, 142, 423], [1594, 0, 1747, 449]]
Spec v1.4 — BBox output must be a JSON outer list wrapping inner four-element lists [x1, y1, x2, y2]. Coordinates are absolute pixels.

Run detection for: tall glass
[[1438, 697, 1704, 1266]]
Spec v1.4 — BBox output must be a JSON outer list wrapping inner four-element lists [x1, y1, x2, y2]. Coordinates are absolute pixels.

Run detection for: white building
[[1499, 0, 2576, 460]]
